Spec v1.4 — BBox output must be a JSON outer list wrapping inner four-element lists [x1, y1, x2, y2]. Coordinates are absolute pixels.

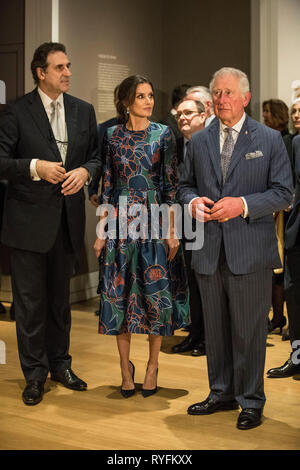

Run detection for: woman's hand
[[94, 238, 106, 258], [165, 237, 180, 262]]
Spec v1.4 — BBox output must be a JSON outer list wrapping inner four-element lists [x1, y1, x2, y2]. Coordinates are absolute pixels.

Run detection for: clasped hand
[[191, 196, 244, 223], [36, 161, 89, 195]]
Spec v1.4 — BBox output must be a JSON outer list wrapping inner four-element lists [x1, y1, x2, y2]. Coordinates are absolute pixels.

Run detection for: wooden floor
[[0, 298, 299, 451]]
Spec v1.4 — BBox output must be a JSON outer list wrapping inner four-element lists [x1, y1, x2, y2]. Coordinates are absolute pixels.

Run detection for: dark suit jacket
[[178, 114, 293, 275], [0, 88, 100, 254], [88, 116, 119, 198], [285, 134, 300, 250]]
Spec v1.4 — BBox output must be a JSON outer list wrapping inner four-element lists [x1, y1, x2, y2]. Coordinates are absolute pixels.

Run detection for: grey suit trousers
[[195, 245, 272, 409]]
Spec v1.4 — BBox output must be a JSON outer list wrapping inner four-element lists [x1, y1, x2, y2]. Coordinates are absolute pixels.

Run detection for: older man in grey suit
[[178, 67, 293, 430]]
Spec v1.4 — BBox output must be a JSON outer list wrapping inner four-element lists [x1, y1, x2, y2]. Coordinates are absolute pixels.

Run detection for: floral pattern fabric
[[98, 123, 190, 335]]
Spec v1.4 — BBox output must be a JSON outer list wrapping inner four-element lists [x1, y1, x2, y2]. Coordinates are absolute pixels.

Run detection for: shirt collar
[[38, 87, 64, 109], [220, 112, 246, 135]]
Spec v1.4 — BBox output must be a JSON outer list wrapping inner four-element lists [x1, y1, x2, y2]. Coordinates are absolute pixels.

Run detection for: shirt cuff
[[241, 197, 248, 218], [30, 159, 41, 181], [188, 197, 200, 217]]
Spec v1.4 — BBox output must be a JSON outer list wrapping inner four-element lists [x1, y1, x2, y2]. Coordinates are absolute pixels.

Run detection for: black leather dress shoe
[[187, 397, 239, 415], [172, 334, 200, 354], [267, 357, 300, 378], [237, 408, 263, 430], [0, 302, 6, 314], [51, 368, 87, 391], [22, 380, 44, 406], [191, 343, 206, 356]]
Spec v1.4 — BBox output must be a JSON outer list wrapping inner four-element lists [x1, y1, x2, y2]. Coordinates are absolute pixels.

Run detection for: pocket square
[[245, 151, 263, 160]]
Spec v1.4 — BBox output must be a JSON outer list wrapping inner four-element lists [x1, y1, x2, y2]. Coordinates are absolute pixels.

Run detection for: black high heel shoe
[[121, 360, 135, 398], [142, 368, 158, 398], [268, 316, 287, 334]]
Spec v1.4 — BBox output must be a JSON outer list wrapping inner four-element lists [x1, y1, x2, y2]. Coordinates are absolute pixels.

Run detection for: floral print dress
[[98, 122, 190, 335]]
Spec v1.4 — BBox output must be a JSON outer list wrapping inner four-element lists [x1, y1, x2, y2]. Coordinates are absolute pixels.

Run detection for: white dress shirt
[[30, 88, 66, 180], [188, 112, 248, 217]]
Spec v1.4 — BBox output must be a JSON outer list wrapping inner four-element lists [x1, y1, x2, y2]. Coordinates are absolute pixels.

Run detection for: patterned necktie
[[220, 127, 234, 183], [50, 101, 67, 164], [184, 140, 189, 161]]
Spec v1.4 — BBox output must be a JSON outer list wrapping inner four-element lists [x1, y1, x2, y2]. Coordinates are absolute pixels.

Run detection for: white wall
[[277, 0, 300, 107], [256, 0, 300, 122]]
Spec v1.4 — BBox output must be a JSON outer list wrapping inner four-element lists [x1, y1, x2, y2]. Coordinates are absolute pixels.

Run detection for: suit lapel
[[207, 119, 222, 186], [225, 114, 254, 181], [26, 89, 61, 161], [64, 94, 78, 166]]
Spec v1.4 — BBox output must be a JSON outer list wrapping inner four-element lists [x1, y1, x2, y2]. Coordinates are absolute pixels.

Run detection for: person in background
[[267, 134, 300, 379], [89, 85, 120, 208], [0, 42, 100, 406], [171, 98, 206, 357], [160, 84, 191, 139], [262, 99, 290, 137], [94, 75, 190, 399], [185, 86, 215, 127], [283, 97, 300, 177], [179, 67, 292, 430], [262, 98, 292, 335]]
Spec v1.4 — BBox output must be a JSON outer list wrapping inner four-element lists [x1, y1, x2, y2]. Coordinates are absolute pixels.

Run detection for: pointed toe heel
[[142, 368, 158, 398]]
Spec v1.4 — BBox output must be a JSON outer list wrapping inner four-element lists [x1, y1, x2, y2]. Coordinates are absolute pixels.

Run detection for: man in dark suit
[[171, 98, 206, 356], [88, 85, 119, 208], [178, 67, 293, 429], [0, 42, 100, 405], [267, 134, 300, 379]]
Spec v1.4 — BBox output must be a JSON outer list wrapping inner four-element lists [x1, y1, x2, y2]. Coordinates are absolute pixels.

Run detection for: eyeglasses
[[174, 110, 199, 121]]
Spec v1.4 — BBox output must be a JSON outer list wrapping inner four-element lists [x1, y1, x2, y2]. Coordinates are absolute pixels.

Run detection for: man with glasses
[[185, 86, 215, 127], [0, 42, 100, 405], [172, 99, 206, 357]]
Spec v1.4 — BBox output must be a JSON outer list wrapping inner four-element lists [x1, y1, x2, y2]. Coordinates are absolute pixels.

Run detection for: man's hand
[[61, 167, 89, 195], [36, 161, 66, 184], [89, 194, 99, 207], [210, 197, 244, 222], [191, 197, 215, 222]]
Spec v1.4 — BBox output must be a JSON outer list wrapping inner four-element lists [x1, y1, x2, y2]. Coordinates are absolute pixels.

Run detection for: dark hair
[[171, 84, 191, 108], [31, 42, 67, 85], [116, 75, 153, 123], [262, 99, 289, 131]]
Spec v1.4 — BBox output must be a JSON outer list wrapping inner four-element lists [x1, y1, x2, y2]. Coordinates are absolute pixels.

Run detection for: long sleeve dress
[[97, 122, 190, 336]]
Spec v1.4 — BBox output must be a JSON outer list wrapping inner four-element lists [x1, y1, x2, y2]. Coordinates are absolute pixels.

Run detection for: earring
[[126, 107, 130, 114]]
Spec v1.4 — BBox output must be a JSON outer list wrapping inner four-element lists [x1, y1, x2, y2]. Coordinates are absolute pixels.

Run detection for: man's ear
[[243, 91, 251, 108], [36, 67, 46, 82], [201, 112, 207, 124]]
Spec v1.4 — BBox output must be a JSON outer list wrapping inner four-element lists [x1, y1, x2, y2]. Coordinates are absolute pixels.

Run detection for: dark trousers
[[195, 245, 272, 409], [10, 213, 75, 383], [183, 248, 204, 342], [285, 245, 300, 346]]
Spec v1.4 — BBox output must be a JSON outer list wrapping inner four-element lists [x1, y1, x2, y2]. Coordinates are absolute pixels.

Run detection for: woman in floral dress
[[94, 75, 189, 398]]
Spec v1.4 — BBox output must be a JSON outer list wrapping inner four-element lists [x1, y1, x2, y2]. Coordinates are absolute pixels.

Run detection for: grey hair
[[209, 67, 250, 96], [186, 86, 212, 103], [176, 98, 205, 115]]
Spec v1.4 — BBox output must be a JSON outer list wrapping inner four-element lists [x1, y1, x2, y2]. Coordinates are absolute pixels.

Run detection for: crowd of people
[[0, 42, 298, 432]]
